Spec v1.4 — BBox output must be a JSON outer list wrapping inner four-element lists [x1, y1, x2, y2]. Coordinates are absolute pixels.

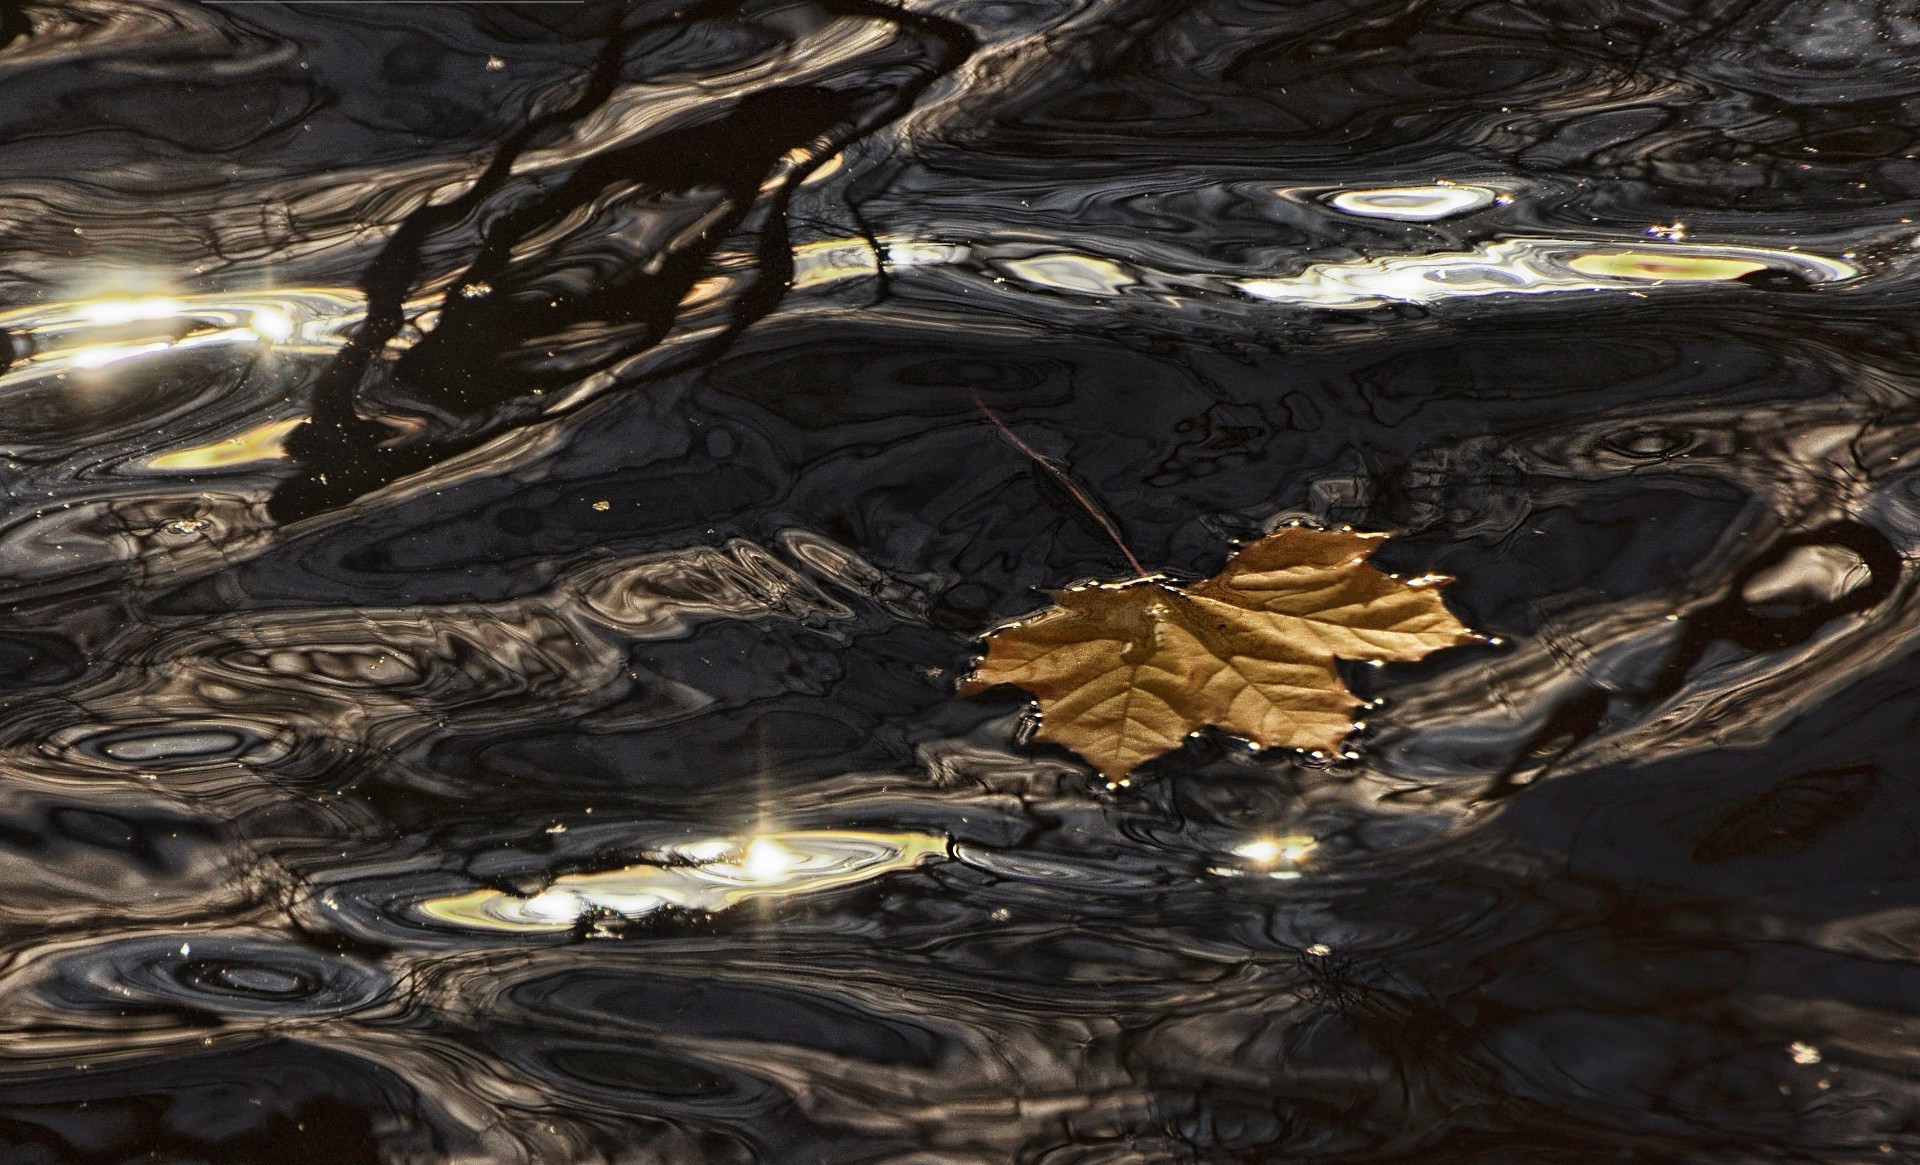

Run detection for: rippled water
[[1, 0, 1918, 1160]]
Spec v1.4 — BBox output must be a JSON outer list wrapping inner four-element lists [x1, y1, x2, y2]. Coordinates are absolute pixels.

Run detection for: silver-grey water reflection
[[0, 0, 1916, 1161]]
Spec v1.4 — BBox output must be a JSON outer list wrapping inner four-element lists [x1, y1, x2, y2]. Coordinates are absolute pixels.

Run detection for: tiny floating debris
[[418, 829, 949, 932]]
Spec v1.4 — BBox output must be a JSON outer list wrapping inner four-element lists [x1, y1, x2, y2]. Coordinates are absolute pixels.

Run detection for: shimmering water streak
[[418, 831, 950, 932], [0, 289, 366, 389], [1231, 239, 1854, 307], [0, 234, 1853, 405], [791, 233, 1856, 307], [791, 236, 972, 289]]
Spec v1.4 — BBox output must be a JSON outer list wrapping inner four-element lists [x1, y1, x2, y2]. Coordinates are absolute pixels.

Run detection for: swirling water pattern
[[0, 0, 1917, 1160]]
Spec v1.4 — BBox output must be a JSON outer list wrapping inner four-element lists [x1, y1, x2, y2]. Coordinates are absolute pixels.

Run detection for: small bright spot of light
[[1235, 838, 1282, 864], [521, 889, 586, 923], [249, 307, 294, 343], [742, 836, 802, 880], [1234, 835, 1316, 866]]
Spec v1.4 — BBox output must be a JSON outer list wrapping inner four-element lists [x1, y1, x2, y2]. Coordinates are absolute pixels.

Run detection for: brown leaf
[[960, 527, 1477, 778]]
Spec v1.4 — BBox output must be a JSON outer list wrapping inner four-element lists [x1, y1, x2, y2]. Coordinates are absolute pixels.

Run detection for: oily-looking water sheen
[[0, 0, 1915, 1161]]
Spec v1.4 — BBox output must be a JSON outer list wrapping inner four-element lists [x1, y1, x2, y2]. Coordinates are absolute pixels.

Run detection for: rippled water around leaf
[[1, 0, 1918, 1160]]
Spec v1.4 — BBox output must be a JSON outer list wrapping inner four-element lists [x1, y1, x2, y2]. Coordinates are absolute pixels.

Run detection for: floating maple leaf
[[960, 527, 1478, 778]]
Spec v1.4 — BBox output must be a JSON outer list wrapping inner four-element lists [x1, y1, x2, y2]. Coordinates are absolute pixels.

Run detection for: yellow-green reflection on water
[[1564, 252, 1770, 281], [147, 416, 309, 470]]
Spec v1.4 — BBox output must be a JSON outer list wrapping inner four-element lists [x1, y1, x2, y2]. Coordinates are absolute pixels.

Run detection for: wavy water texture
[[0, 0, 1917, 1162]]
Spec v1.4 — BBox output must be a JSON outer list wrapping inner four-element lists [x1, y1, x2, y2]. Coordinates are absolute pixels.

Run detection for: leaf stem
[[970, 390, 1149, 579]]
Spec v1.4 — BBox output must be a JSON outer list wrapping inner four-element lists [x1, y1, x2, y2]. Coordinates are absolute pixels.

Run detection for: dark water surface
[[0, 0, 1917, 1160]]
